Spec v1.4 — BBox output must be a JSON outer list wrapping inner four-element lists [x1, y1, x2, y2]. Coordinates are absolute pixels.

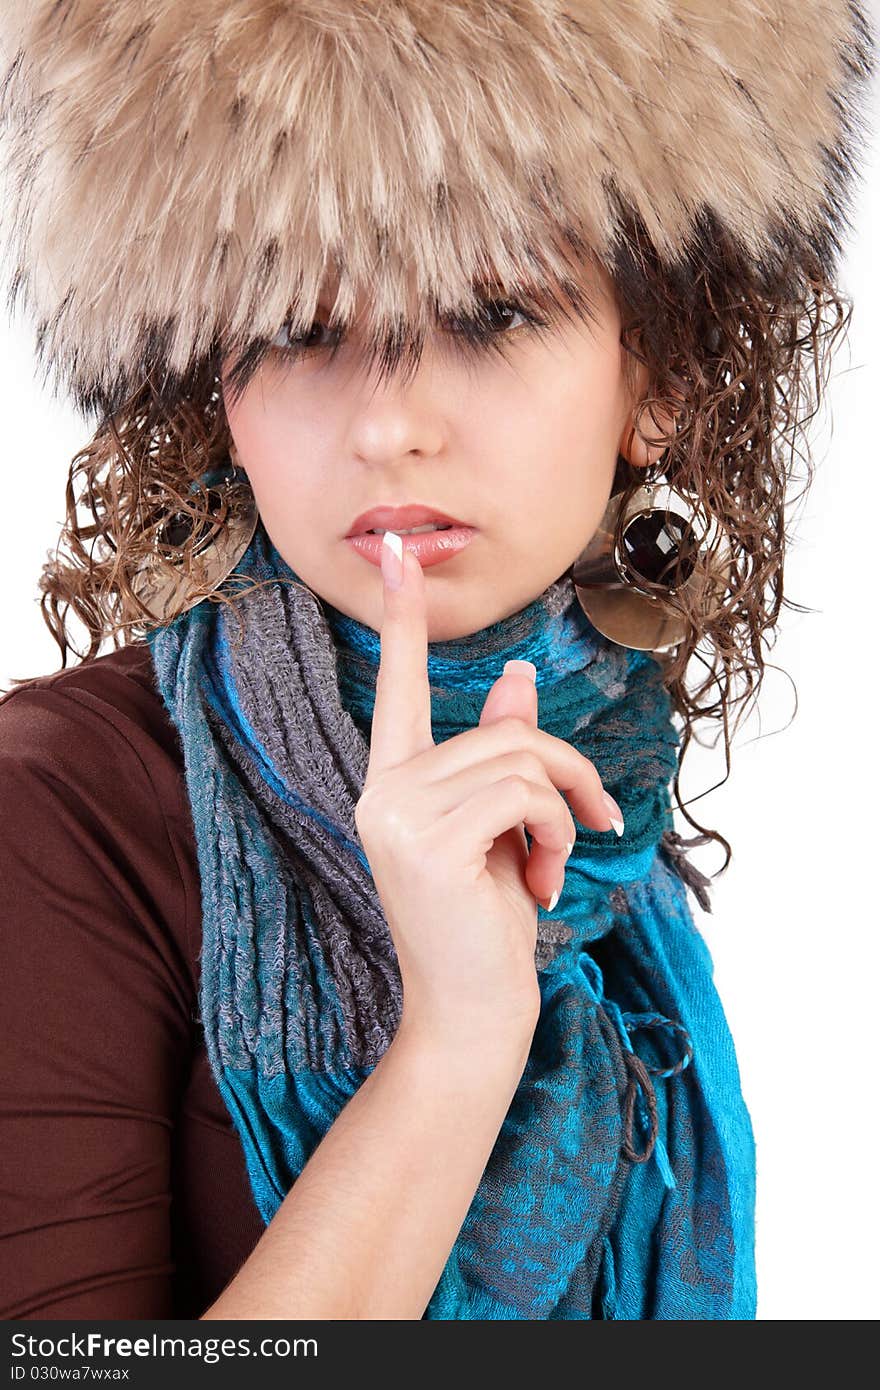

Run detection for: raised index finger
[[366, 531, 435, 778]]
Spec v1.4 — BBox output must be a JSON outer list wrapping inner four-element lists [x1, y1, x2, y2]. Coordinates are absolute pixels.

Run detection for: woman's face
[[221, 262, 653, 640]]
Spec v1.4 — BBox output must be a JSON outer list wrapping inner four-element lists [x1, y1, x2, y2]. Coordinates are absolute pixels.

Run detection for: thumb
[[479, 659, 538, 728]]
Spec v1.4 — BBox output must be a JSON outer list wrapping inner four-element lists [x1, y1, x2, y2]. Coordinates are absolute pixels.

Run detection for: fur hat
[[0, 0, 875, 418]]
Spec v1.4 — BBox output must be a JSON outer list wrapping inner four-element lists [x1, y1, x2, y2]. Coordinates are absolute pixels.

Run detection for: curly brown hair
[[2, 208, 852, 877]]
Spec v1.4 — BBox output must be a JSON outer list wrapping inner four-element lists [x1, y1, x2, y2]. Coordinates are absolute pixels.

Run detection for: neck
[[320, 571, 605, 739]]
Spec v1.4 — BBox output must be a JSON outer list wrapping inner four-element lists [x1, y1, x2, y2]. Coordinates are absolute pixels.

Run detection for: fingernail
[[545, 864, 567, 911], [602, 790, 625, 837], [503, 660, 536, 683], [565, 840, 574, 857], [381, 530, 404, 590]]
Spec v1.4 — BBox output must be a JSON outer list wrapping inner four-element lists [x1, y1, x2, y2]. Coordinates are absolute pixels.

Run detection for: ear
[[618, 356, 687, 469]]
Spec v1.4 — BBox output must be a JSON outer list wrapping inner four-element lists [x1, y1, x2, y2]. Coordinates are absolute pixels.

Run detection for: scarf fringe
[[660, 830, 715, 914]]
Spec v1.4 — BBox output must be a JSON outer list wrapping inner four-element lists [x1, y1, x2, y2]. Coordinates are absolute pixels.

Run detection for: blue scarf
[[146, 518, 756, 1318]]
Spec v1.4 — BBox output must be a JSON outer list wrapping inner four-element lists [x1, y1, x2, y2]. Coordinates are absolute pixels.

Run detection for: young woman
[[0, 0, 874, 1320]]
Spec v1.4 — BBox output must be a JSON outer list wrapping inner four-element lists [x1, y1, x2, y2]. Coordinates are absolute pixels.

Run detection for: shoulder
[[0, 640, 199, 991], [0, 640, 188, 827]]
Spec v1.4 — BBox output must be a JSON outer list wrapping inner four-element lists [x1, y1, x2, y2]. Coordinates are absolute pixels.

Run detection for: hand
[[354, 535, 618, 1051]]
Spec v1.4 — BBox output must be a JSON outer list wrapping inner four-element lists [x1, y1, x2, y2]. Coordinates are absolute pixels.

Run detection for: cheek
[[224, 386, 258, 462], [517, 368, 622, 482], [224, 392, 335, 540], [224, 377, 302, 488], [524, 370, 624, 535]]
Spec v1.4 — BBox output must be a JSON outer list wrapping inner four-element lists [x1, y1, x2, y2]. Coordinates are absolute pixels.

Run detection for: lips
[[346, 525, 477, 569], [346, 504, 470, 537]]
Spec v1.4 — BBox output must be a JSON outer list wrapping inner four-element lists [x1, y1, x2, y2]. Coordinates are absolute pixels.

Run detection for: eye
[[270, 316, 341, 355], [268, 293, 540, 365], [441, 297, 530, 335]]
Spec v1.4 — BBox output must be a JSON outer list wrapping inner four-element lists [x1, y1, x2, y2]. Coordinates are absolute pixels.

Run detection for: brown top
[[0, 641, 265, 1320]]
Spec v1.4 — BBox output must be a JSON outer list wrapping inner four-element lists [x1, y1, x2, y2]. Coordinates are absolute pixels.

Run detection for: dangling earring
[[131, 440, 260, 624], [571, 470, 732, 652]]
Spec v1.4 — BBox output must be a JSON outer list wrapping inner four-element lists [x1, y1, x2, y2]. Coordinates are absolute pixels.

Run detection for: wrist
[[393, 1008, 537, 1078]]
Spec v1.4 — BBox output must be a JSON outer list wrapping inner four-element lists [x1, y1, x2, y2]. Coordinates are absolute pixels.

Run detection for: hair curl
[[2, 208, 852, 879]]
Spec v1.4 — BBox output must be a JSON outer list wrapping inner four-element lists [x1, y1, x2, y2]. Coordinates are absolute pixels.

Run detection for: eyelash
[[269, 296, 552, 365]]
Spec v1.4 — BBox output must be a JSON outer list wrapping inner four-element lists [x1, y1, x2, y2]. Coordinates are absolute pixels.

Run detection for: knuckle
[[511, 750, 545, 783], [577, 748, 601, 781], [382, 799, 415, 846], [355, 778, 393, 832], [354, 781, 380, 827], [586, 760, 606, 797], [356, 777, 423, 855], [503, 772, 532, 804], [496, 714, 529, 743]]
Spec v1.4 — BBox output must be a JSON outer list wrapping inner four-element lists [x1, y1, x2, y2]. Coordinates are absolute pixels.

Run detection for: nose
[[348, 353, 446, 469]]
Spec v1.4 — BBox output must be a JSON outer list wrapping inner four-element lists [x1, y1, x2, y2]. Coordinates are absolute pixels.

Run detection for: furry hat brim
[[0, 0, 875, 418]]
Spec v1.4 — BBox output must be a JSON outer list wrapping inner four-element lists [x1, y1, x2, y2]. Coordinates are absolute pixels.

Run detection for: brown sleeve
[[0, 683, 194, 1319]]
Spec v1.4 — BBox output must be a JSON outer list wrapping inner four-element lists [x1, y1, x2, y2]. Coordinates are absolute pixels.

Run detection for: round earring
[[131, 441, 260, 624], [571, 477, 732, 652]]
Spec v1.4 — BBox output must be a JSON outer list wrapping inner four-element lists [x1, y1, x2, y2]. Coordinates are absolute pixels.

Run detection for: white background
[[1, 41, 878, 1321]]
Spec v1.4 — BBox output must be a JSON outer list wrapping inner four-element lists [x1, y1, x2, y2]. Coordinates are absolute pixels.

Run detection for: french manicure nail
[[381, 530, 404, 589], [546, 886, 560, 912], [504, 659, 536, 683], [565, 840, 574, 857], [602, 790, 625, 837]]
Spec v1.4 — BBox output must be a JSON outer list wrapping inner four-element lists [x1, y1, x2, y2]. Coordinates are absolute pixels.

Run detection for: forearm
[[200, 1020, 532, 1319]]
